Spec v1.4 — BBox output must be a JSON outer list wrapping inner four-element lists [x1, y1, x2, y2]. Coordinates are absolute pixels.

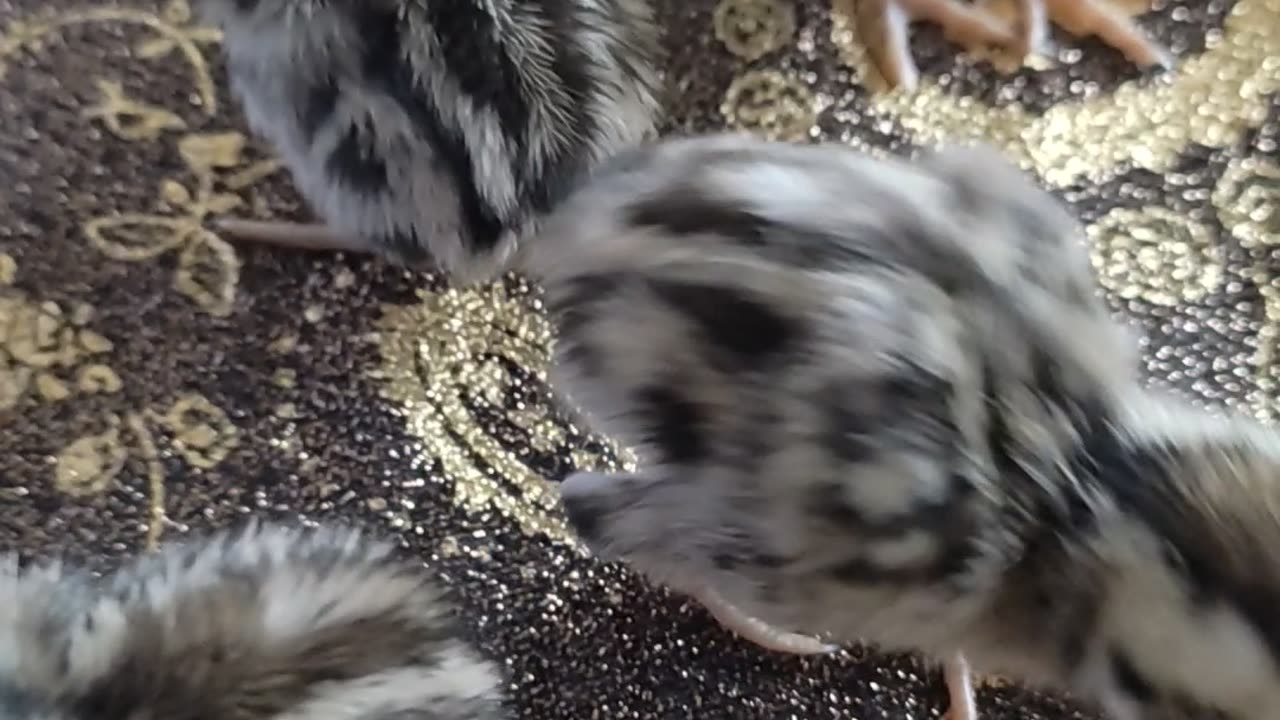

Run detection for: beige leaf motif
[[84, 215, 193, 262], [205, 192, 243, 215], [82, 80, 186, 142], [5, 301, 78, 369], [55, 421, 129, 497], [160, 178, 193, 208], [162, 0, 193, 25], [77, 329, 114, 354], [84, 213, 192, 262], [175, 229, 240, 317], [77, 365, 123, 394], [0, 358, 32, 412], [179, 132, 246, 173], [36, 372, 71, 401], [134, 36, 177, 59], [0, 296, 18, 346], [162, 393, 239, 468]]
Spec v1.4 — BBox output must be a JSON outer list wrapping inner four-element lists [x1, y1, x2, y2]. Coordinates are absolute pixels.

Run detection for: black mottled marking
[[634, 384, 708, 465], [1028, 348, 1072, 412], [420, 3, 529, 149], [624, 183, 894, 272], [1109, 650, 1158, 704], [0, 683, 51, 718], [1075, 429, 1280, 670], [589, 142, 654, 182], [646, 279, 800, 368], [561, 491, 605, 545], [981, 362, 1020, 476], [829, 556, 938, 585], [1010, 204, 1058, 250], [712, 552, 739, 571], [326, 124, 389, 193], [626, 189, 770, 246], [819, 364, 957, 466], [353, 5, 507, 250], [549, 274, 619, 336], [829, 529, 977, 585], [1058, 622, 1088, 672], [894, 220, 979, 298], [371, 228, 431, 267], [819, 385, 876, 465], [234, 0, 258, 10], [549, 274, 622, 378], [299, 76, 340, 145], [809, 472, 976, 541], [1065, 270, 1101, 312], [520, 2, 599, 214], [881, 363, 958, 452], [786, 228, 888, 270]]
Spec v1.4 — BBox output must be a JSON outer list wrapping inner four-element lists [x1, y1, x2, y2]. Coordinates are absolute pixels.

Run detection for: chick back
[[199, 0, 663, 282], [0, 521, 509, 720], [533, 132, 1140, 678]]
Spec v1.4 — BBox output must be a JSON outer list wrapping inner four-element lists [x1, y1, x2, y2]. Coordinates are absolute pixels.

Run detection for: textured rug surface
[[1, 0, 1276, 718]]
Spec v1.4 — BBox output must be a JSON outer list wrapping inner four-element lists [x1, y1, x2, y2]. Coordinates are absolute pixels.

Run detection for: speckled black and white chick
[[529, 133, 1280, 720], [193, 0, 662, 285], [0, 521, 510, 720]]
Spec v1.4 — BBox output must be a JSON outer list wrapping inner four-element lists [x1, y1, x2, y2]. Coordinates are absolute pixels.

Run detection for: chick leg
[[942, 653, 979, 720], [855, 0, 1018, 90], [687, 582, 840, 655], [213, 218, 374, 254], [560, 470, 837, 656]]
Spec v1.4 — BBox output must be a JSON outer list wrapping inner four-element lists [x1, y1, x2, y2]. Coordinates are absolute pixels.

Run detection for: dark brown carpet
[[1, 0, 1274, 718]]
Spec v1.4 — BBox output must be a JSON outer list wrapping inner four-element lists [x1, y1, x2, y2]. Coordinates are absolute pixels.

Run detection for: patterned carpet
[[1, 0, 1276, 718]]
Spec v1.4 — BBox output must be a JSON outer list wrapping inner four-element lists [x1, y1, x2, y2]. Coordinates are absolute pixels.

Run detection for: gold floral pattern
[[1214, 156, 1280, 249], [0, 258, 120, 411], [827, 0, 1280, 187], [714, 0, 796, 61], [0, 0, 220, 107], [54, 393, 238, 548], [721, 69, 818, 141], [83, 112, 279, 317], [375, 279, 630, 546], [0, 0, 280, 319], [0, 252, 238, 548], [4, 0, 1280, 716], [1, 0, 255, 554], [1086, 207, 1223, 308]]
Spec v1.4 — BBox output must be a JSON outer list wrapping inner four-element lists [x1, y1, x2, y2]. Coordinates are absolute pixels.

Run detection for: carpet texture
[[1, 0, 1276, 718]]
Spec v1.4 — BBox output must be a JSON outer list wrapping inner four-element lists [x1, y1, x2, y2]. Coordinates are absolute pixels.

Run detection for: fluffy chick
[[194, 0, 663, 285], [0, 521, 510, 720], [531, 133, 1280, 720]]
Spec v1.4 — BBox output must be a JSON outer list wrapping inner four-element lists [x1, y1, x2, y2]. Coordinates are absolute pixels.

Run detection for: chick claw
[[855, 0, 1018, 91], [687, 584, 839, 655], [1039, 0, 1173, 70], [856, 0, 1172, 91]]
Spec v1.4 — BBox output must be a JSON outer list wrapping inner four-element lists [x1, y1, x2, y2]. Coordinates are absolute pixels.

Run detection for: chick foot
[[214, 218, 370, 254], [854, 0, 1018, 90], [942, 653, 979, 720], [688, 583, 840, 655], [1036, 0, 1172, 70], [855, 0, 1171, 91]]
